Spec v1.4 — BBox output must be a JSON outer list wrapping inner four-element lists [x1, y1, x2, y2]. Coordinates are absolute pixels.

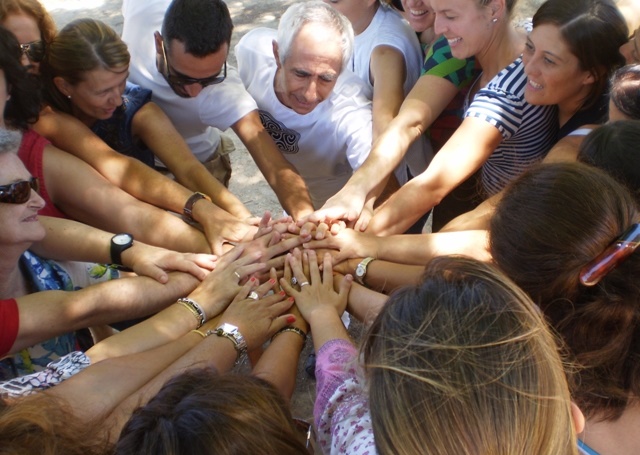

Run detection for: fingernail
[[269, 278, 276, 284], [288, 297, 295, 302], [280, 290, 286, 296], [286, 315, 296, 324], [250, 277, 256, 282]]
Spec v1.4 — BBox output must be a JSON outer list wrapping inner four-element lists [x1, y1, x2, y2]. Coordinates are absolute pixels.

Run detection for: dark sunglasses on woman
[[19, 40, 45, 63], [0, 178, 39, 204]]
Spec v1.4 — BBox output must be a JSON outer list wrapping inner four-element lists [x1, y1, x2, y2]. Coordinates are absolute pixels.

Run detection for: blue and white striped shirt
[[465, 57, 558, 196]]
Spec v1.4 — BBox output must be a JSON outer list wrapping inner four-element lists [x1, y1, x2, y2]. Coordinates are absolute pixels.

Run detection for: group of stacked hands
[[1, 0, 640, 453]]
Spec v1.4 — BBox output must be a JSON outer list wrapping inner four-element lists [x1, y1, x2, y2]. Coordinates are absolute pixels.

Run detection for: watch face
[[219, 323, 238, 334], [113, 233, 133, 245], [356, 264, 366, 277]]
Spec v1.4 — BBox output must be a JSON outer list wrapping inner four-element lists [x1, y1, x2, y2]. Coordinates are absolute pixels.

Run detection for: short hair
[[578, 120, 640, 203], [115, 368, 307, 455], [0, 26, 41, 130], [161, 0, 233, 57], [0, 394, 107, 455], [491, 162, 640, 420], [276, 1, 354, 72], [533, 0, 628, 110], [609, 64, 640, 120], [41, 18, 130, 116], [0, 0, 57, 45], [0, 127, 22, 155], [362, 256, 575, 455]]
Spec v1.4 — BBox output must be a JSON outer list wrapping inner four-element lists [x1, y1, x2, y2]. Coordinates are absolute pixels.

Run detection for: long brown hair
[[491, 162, 640, 420], [362, 256, 576, 455]]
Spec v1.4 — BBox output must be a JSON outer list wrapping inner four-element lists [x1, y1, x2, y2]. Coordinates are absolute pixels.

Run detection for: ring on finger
[[299, 281, 310, 287], [234, 271, 241, 280], [248, 291, 259, 300], [291, 277, 298, 286]]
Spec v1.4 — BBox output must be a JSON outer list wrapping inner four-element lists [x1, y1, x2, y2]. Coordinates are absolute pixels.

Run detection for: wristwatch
[[110, 233, 134, 266], [183, 192, 212, 223], [211, 323, 248, 364], [355, 257, 376, 286]]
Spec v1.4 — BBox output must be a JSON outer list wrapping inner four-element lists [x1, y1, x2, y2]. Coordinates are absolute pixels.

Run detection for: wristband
[[183, 192, 211, 223], [271, 326, 307, 342], [177, 297, 206, 328]]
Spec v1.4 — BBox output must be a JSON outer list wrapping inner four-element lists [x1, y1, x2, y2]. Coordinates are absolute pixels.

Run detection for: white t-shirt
[[121, 0, 257, 164], [352, 5, 431, 179], [235, 28, 373, 208]]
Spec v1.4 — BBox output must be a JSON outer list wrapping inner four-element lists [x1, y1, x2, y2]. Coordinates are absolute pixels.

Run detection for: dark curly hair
[[0, 25, 41, 130]]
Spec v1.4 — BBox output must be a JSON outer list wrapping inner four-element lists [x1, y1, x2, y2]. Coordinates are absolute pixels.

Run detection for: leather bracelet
[[177, 297, 206, 328], [271, 326, 307, 342], [183, 192, 211, 223]]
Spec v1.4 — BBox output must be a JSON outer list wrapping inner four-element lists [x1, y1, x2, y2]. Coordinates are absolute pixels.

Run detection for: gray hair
[[0, 128, 23, 155], [276, 1, 354, 73]]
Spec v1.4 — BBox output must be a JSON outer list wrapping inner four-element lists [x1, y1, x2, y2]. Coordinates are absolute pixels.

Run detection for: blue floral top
[[0, 251, 118, 380]]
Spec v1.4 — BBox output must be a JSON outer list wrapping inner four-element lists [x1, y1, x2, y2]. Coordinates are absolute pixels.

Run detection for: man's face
[[273, 22, 343, 115], [154, 32, 228, 98]]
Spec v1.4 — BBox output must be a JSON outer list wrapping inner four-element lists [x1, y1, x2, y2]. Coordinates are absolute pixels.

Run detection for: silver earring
[[492, 18, 498, 23], [67, 95, 71, 99]]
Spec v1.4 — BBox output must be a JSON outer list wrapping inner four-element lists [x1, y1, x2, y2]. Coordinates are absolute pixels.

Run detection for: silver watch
[[210, 323, 248, 364], [355, 257, 375, 286]]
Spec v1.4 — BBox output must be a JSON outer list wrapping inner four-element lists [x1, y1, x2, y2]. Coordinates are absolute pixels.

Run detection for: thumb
[[269, 313, 297, 337], [338, 273, 353, 298]]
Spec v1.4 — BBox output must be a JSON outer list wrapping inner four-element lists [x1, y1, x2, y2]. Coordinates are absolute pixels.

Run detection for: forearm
[[252, 329, 307, 401], [376, 230, 491, 264], [233, 113, 314, 219], [45, 330, 203, 431], [33, 217, 113, 263], [13, 272, 199, 355], [104, 331, 238, 442]]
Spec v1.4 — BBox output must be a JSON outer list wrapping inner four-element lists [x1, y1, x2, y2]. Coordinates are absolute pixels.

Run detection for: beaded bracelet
[[177, 297, 206, 328], [271, 326, 307, 342]]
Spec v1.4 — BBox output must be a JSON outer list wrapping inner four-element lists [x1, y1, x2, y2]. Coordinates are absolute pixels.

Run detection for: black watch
[[110, 233, 134, 266]]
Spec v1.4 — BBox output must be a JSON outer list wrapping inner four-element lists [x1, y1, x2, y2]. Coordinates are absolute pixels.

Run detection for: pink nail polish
[[286, 315, 296, 324]]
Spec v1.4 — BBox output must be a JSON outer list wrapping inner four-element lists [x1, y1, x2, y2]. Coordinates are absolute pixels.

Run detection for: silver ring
[[234, 271, 241, 280], [248, 291, 259, 300], [291, 277, 298, 286], [299, 281, 310, 287]]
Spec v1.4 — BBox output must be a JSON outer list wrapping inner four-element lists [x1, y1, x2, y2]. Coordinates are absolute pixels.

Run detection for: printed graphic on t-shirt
[[259, 110, 300, 154]]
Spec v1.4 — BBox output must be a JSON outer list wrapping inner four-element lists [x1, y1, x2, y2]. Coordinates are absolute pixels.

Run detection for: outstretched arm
[[307, 74, 459, 224], [32, 216, 217, 282], [8, 271, 199, 356], [35, 108, 253, 254], [132, 102, 253, 220], [233, 110, 315, 219], [366, 117, 502, 235]]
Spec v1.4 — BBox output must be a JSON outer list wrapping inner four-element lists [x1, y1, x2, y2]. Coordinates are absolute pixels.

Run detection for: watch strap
[[209, 324, 248, 365], [183, 192, 212, 223], [355, 257, 375, 286], [110, 233, 134, 266]]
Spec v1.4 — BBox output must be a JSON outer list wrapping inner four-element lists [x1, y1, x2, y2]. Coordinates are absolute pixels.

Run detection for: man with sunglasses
[[122, 0, 315, 220]]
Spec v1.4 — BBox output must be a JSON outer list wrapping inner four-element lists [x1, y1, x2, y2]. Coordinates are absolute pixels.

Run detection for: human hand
[[123, 243, 217, 283], [186, 245, 266, 320], [218, 278, 295, 350], [353, 198, 374, 232], [270, 266, 309, 334], [300, 188, 366, 227], [199, 208, 258, 255], [280, 249, 352, 326], [302, 229, 379, 264]]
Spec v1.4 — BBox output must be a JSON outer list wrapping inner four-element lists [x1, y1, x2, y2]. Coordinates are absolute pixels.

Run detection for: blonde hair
[[362, 256, 576, 455]]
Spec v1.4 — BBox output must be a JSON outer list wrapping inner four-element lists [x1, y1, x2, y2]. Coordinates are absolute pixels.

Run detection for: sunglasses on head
[[19, 40, 45, 63], [159, 40, 226, 97], [0, 178, 39, 204]]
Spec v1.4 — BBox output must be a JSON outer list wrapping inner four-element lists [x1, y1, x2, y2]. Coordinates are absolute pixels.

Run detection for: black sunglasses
[[159, 40, 226, 97], [19, 40, 45, 63], [0, 178, 39, 204]]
